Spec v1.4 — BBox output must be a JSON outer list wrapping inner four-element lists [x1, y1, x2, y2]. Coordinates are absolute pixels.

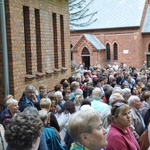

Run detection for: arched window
[[70, 44, 73, 60], [82, 47, 90, 56], [148, 43, 150, 52], [113, 43, 118, 60], [106, 43, 111, 61]]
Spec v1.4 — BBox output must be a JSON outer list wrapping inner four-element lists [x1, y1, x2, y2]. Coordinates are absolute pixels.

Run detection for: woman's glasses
[[112, 102, 124, 115]]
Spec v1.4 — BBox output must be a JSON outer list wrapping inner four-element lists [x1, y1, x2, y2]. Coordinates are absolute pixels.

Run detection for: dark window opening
[[23, 6, 32, 74], [106, 43, 111, 61], [113, 43, 118, 60], [60, 15, 65, 67], [52, 13, 58, 68], [35, 9, 42, 72], [148, 43, 150, 52], [70, 44, 73, 60]]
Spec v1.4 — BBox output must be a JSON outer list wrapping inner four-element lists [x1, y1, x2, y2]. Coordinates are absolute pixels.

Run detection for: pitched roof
[[142, 4, 150, 33], [70, 0, 146, 31], [71, 34, 106, 51]]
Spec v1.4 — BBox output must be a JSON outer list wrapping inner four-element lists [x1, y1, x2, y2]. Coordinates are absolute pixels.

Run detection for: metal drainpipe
[[0, 0, 10, 96]]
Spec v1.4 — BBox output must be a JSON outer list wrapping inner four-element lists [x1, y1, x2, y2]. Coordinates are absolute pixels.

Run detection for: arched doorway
[[82, 47, 90, 69]]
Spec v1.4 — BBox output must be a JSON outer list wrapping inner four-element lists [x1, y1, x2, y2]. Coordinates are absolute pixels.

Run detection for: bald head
[[92, 88, 102, 99]]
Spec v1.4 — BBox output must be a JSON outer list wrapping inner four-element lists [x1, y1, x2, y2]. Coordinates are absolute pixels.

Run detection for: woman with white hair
[[1, 98, 19, 128], [122, 88, 131, 101]]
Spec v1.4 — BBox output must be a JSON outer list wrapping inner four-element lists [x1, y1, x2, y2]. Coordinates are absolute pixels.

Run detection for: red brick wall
[[0, 0, 71, 107], [71, 27, 148, 69]]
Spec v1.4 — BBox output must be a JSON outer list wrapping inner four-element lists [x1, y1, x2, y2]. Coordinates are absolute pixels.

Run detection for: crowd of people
[[0, 62, 150, 150]]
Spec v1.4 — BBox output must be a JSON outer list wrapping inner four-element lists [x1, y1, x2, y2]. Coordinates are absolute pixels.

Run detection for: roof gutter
[[0, 0, 10, 96]]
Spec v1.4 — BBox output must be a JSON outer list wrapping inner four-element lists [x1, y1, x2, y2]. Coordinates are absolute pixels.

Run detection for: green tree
[[69, 0, 97, 29]]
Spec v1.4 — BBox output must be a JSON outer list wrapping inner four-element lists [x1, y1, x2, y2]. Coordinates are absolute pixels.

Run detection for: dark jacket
[[18, 96, 40, 112]]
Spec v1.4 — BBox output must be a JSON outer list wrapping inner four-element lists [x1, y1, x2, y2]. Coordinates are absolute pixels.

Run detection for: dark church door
[[147, 55, 150, 68], [82, 47, 90, 69]]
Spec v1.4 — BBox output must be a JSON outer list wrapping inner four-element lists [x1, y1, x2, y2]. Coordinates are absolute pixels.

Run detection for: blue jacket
[[44, 125, 65, 150]]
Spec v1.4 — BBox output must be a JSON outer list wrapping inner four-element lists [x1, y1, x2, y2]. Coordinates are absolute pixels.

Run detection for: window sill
[[36, 72, 45, 77], [53, 68, 61, 72], [61, 67, 67, 71], [25, 74, 36, 79], [46, 70, 54, 74]]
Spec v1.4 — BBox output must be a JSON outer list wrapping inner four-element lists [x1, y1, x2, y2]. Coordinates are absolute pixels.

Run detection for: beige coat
[[130, 107, 145, 141]]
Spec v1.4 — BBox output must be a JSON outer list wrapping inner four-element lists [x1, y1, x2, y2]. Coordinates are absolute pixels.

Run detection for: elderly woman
[[122, 88, 131, 101], [68, 109, 107, 150], [105, 103, 140, 150], [1, 98, 19, 129]]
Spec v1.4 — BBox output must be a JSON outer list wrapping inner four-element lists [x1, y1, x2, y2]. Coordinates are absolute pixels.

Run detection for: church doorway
[[82, 47, 90, 69], [147, 54, 150, 68]]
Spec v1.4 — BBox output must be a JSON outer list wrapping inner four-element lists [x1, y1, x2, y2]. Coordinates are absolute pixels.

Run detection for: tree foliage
[[69, 0, 97, 29]]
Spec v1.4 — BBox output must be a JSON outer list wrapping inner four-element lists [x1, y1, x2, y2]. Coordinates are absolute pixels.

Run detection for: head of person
[[24, 85, 36, 100], [141, 91, 150, 104], [38, 109, 48, 125], [128, 95, 141, 109], [59, 100, 76, 114], [112, 87, 123, 95], [54, 83, 63, 92], [68, 109, 107, 150], [4, 94, 13, 104], [39, 85, 47, 98], [5, 112, 43, 150], [47, 94, 58, 106], [122, 88, 131, 100], [141, 75, 147, 85], [63, 82, 71, 93], [6, 98, 19, 115], [125, 74, 131, 82], [70, 81, 79, 92], [74, 95, 84, 107], [54, 91, 63, 103], [121, 81, 129, 89], [131, 86, 138, 95], [74, 89, 83, 97], [75, 74, 82, 83], [108, 102, 131, 129], [62, 90, 70, 101], [136, 78, 142, 86], [109, 93, 126, 106], [40, 98, 51, 111], [23, 106, 39, 116], [92, 88, 102, 99]]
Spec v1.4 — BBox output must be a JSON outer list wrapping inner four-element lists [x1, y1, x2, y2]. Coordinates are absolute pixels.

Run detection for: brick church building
[[0, 0, 71, 106], [70, 0, 150, 70]]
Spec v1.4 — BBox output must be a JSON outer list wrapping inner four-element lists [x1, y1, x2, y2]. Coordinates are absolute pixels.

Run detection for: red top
[[105, 123, 140, 150]]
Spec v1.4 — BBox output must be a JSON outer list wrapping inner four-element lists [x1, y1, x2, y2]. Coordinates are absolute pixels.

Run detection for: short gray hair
[[24, 85, 36, 93], [6, 98, 18, 108], [128, 95, 140, 106], [122, 88, 131, 95], [92, 88, 102, 99]]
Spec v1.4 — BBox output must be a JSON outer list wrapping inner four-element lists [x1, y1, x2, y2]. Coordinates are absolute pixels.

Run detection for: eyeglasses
[[27, 91, 35, 94], [112, 102, 124, 115]]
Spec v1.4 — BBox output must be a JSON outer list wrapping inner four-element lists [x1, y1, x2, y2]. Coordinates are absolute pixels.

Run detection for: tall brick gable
[[0, 0, 71, 107]]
